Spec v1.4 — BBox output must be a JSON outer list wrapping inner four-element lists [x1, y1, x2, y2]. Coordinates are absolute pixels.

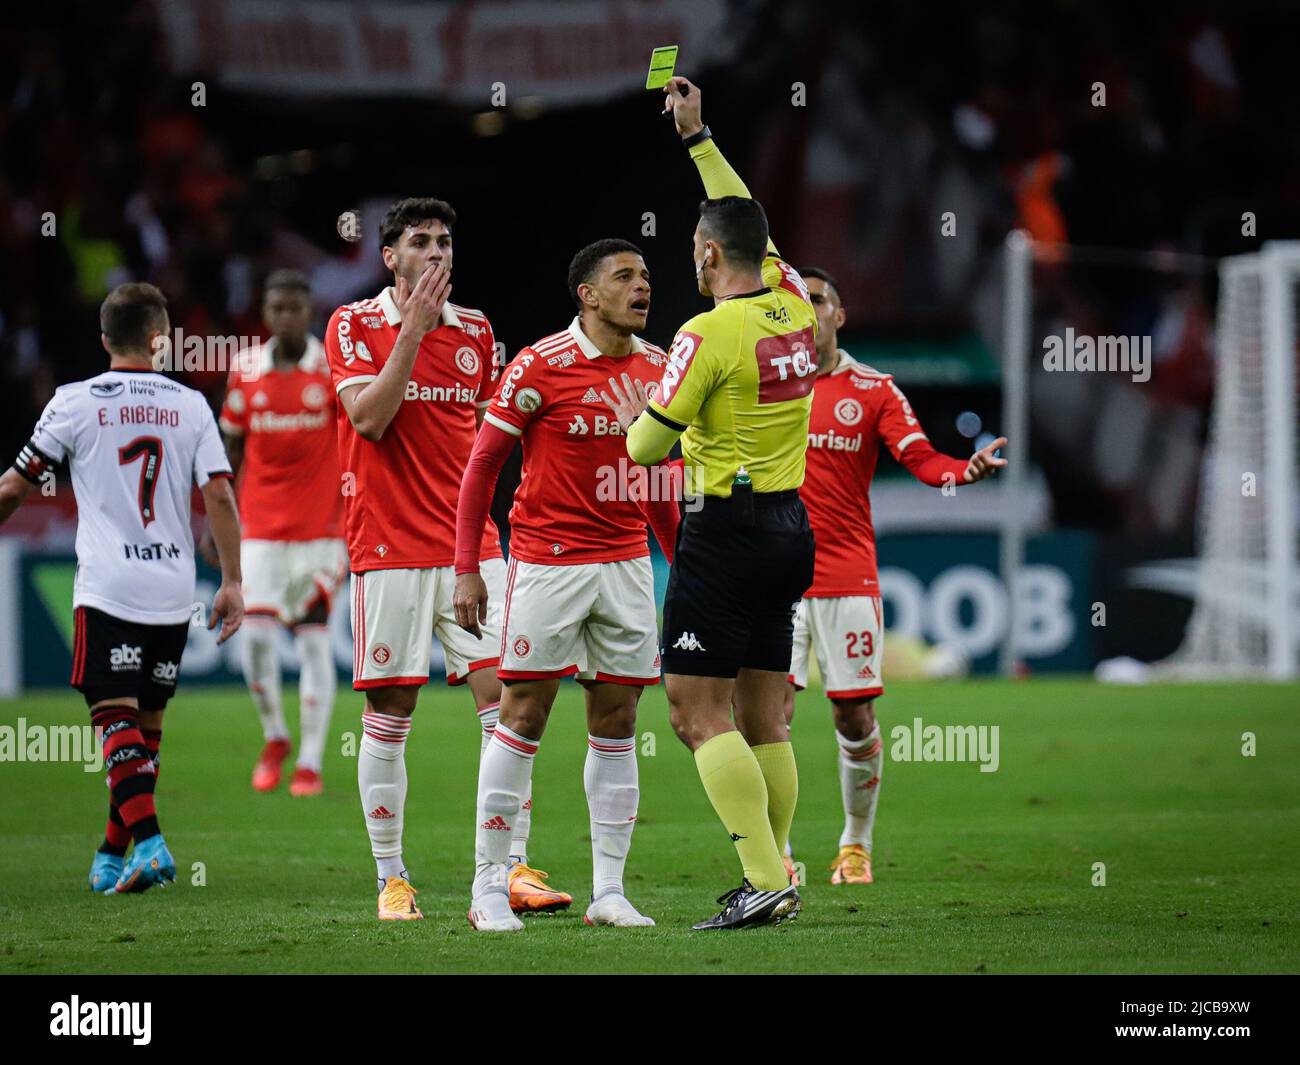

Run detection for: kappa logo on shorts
[[672, 632, 706, 652], [512, 636, 532, 658], [371, 644, 393, 666]]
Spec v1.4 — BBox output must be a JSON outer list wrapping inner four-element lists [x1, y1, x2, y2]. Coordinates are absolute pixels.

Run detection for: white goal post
[[999, 236, 1299, 680]]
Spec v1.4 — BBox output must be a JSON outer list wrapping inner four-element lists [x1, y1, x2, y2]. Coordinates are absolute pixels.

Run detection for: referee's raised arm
[[612, 81, 819, 930]]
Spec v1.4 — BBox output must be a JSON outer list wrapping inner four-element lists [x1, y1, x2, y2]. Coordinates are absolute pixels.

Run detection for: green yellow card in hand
[[646, 46, 679, 89]]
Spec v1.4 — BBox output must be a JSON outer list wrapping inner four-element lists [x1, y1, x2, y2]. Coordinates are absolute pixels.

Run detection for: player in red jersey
[[788, 268, 1007, 885], [210, 270, 345, 798], [453, 239, 680, 931], [325, 197, 570, 919]]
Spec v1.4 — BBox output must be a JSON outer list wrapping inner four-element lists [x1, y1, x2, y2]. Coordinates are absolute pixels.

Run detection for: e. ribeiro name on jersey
[[218, 337, 342, 543], [324, 288, 503, 572], [800, 351, 932, 597], [483, 317, 668, 565], [14, 368, 232, 625]]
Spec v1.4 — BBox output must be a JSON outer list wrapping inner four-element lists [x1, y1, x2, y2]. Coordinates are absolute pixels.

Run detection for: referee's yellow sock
[[751, 741, 798, 856], [694, 730, 787, 891]]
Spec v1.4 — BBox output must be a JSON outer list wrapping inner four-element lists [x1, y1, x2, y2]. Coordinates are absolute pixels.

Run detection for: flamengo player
[[326, 197, 568, 920], [453, 239, 678, 932], [214, 270, 345, 797], [0, 283, 244, 893], [789, 268, 1006, 885]]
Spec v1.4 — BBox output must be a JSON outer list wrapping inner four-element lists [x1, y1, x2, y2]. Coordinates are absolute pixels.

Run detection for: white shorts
[[499, 556, 660, 686], [350, 558, 506, 690], [243, 538, 347, 626], [789, 595, 884, 699]]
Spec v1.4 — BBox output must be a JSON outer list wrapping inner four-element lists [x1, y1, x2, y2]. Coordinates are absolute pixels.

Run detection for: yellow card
[[646, 46, 679, 89]]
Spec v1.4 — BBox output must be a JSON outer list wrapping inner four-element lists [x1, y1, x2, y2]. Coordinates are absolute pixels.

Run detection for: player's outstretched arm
[[961, 436, 1008, 483], [340, 261, 450, 441], [0, 468, 36, 526], [663, 77, 778, 256], [897, 435, 1008, 488], [200, 476, 244, 644]]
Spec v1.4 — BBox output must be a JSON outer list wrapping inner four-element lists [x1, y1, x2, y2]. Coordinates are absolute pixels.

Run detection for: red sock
[[92, 706, 160, 844], [101, 726, 162, 856]]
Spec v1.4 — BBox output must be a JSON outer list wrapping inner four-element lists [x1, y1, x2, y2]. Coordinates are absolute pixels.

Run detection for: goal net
[[1159, 243, 1299, 679]]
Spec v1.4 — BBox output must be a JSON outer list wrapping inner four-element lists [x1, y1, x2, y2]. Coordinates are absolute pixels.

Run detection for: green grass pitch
[[0, 679, 1296, 974]]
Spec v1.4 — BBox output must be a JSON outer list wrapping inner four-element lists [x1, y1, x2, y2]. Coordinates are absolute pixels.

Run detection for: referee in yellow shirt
[[603, 78, 815, 929]]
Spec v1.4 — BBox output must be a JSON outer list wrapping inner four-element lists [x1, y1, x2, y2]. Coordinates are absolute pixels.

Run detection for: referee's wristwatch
[[682, 125, 712, 148]]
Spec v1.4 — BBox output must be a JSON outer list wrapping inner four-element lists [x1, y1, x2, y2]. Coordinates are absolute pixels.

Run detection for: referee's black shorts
[[660, 489, 815, 678]]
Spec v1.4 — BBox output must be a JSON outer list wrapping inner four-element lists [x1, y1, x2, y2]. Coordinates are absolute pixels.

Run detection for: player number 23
[[845, 630, 874, 659]]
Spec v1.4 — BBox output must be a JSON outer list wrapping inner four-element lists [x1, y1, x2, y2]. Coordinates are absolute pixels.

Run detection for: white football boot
[[468, 888, 524, 932], [583, 892, 656, 927]]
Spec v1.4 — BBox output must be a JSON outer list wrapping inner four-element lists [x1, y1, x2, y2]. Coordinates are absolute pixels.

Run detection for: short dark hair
[[100, 283, 168, 354], [567, 238, 644, 308], [799, 266, 841, 301], [379, 197, 457, 248], [263, 268, 311, 297], [698, 196, 768, 270]]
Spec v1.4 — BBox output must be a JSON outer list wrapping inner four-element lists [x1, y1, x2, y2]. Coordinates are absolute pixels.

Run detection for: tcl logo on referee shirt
[[756, 327, 817, 403]]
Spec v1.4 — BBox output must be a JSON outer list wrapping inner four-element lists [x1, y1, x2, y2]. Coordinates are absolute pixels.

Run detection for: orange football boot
[[829, 844, 873, 884], [378, 876, 423, 920], [508, 863, 572, 914]]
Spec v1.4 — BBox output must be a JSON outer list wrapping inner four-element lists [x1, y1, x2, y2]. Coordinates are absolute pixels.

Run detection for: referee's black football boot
[[690, 879, 801, 930]]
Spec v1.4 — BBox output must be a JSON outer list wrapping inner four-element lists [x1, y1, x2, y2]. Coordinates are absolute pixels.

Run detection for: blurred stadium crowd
[[1, 1, 1295, 535]]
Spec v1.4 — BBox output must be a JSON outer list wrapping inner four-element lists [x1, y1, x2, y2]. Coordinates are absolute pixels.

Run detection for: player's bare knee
[[365, 685, 418, 718], [832, 697, 874, 740], [582, 682, 639, 738], [499, 683, 550, 738]]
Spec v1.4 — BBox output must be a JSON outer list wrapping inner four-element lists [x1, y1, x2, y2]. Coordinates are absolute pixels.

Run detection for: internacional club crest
[[455, 346, 480, 377], [834, 397, 864, 426]]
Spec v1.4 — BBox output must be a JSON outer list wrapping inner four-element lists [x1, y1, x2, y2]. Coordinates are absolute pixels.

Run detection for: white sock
[[359, 710, 411, 879], [242, 618, 288, 740], [477, 701, 499, 755], [837, 724, 883, 850], [584, 734, 638, 899], [294, 624, 336, 772], [478, 701, 532, 863], [473, 723, 537, 897]]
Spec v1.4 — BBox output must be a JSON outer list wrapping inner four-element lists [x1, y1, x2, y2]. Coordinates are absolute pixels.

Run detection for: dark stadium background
[[2, 0, 1297, 665]]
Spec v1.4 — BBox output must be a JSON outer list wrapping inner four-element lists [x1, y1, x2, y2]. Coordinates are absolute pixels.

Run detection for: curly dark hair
[[379, 197, 458, 248]]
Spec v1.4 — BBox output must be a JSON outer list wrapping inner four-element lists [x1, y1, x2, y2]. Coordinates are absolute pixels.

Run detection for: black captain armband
[[13, 441, 54, 485], [681, 126, 712, 149], [647, 406, 687, 432]]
